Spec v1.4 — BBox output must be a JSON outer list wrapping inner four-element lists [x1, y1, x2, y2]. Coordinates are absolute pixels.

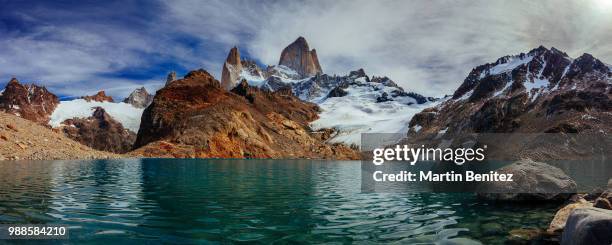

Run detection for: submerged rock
[[477, 159, 577, 202], [561, 207, 612, 245]]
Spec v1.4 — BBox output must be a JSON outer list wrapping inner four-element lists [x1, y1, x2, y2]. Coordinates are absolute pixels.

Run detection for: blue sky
[[0, 0, 611, 99]]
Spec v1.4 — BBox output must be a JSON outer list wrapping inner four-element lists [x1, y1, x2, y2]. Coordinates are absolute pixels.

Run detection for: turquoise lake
[[0, 159, 558, 244]]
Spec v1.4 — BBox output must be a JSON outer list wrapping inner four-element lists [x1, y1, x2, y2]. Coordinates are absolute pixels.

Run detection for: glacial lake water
[[0, 159, 560, 244]]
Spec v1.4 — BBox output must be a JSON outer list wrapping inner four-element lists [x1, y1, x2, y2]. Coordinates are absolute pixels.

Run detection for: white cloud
[[165, 0, 612, 96], [2, 0, 611, 98]]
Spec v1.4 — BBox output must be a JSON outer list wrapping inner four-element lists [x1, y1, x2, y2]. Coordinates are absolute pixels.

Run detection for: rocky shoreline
[[475, 160, 612, 244]]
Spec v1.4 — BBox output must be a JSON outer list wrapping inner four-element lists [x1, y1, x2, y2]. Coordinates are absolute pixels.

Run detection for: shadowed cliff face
[[60, 107, 136, 154], [278, 37, 323, 78], [132, 69, 357, 159], [0, 78, 59, 124]]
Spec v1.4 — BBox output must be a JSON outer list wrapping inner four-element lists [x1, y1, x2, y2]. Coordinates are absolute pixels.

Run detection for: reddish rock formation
[[221, 46, 243, 90], [82, 91, 114, 102], [0, 78, 59, 124], [278, 36, 323, 78], [123, 87, 153, 108], [132, 69, 357, 159], [60, 107, 136, 154]]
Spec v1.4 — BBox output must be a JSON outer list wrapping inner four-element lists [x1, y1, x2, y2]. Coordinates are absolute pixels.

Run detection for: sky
[[0, 0, 611, 99]]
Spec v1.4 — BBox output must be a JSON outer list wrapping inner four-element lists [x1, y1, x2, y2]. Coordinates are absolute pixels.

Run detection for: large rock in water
[[60, 107, 136, 153], [0, 78, 59, 124], [278, 36, 322, 78], [477, 159, 577, 201], [132, 69, 358, 159], [123, 87, 153, 108], [561, 207, 612, 245], [221, 46, 243, 90]]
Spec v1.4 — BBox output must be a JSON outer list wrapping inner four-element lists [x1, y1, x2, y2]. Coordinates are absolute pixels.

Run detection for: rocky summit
[[228, 35, 438, 145], [82, 90, 114, 102], [0, 78, 59, 124], [166, 71, 177, 86], [131, 69, 358, 159], [60, 107, 136, 154], [405, 46, 612, 160], [123, 87, 153, 108], [221, 46, 243, 90], [278, 36, 322, 78]]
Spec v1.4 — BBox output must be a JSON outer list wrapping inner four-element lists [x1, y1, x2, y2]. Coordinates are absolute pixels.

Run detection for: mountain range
[[0, 37, 610, 159]]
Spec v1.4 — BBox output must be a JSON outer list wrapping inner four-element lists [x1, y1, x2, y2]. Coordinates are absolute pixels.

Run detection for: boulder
[[477, 159, 577, 201], [561, 207, 612, 245], [548, 201, 593, 233], [594, 197, 612, 210]]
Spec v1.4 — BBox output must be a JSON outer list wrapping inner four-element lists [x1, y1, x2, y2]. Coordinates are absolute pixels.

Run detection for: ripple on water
[[0, 160, 559, 244], [228, 232, 266, 242]]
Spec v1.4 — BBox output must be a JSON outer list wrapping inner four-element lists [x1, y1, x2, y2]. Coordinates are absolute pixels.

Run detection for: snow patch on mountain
[[311, 89, 436, 145], [49, 99, 144, 132], [488, 55, 534, 76]]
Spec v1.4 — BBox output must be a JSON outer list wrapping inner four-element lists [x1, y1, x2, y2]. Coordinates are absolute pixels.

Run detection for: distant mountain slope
[[0, 111, 118, 160], [0, 78, 59, 124], [405, 46, 612, 159], [59, 107, 136, 154], [219, 37, 438, 145], [49, 98, 144, 133]]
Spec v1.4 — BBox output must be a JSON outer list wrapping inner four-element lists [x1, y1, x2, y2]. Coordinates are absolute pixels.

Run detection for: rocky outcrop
[[477, 159, 577, 201], [0, 78, 59, 124], [241, 59, 265, 79], [327, 86, 348, 98], [82, 91, 114, 102], [278, 37, 322, 78], [221, 46, 243, 90], [0, 111, 118, 160], [132, 69, 358, 159], [123, 87, 153, 108], [561, 207, 612, 245], [60, 107, 136, 154], [166, 71, 177, 86]]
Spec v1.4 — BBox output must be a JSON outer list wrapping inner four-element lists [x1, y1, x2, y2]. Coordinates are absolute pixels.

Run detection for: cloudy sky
[[0, 0, 611, 98]]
